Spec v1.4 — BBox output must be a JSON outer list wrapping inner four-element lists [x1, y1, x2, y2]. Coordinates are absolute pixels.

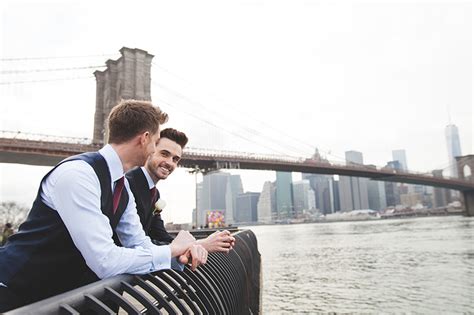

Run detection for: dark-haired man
[[0, 100, 207, 312], [126, 128, 235, 261]]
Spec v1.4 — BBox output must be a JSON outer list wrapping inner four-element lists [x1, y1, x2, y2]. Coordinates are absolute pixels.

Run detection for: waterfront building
[[276, 171, 294, 219], [308, 188, 317, 214], [367, 180, 387, 210], [303, 148, 334, 214], [383, 161, 402, 207], [391, 150, 418, 194], [400, 193, 424, 208], [332, 178, 341, 212], [224, 175, 244, 225], [235, 192, 260, 223], [257, 181, 276, 223], [292, 180, 316, 215], [197, 171, 230, 227], [302, 174, 333, 214], [339, 151, 369, 211]]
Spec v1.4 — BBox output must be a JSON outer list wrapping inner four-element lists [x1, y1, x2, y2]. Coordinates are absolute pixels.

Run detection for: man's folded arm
[[49, 163, 171, 279]]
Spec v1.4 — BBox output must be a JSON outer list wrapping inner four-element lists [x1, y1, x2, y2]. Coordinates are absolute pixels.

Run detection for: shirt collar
[[141, 167, 156, 190], [99, 144, 124, 182]]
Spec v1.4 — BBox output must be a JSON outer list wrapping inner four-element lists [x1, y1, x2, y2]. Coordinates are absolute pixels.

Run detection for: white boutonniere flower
[[154, 198, 166, 215]]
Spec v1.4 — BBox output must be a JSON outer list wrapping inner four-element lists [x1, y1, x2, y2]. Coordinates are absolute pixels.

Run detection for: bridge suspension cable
[[0, 53, 117, 62], [151, 65, 349, 164], [153, 80, 334, 162], [0, 76, 94, 85], [151, 66, 313, 154], [0, 54, 108, 85], [0, 65, 106, 74], [152, 95, 294, 157]]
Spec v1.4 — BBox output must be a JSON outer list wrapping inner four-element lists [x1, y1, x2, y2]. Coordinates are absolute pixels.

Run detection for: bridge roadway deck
[[1, 137, 473, 192]]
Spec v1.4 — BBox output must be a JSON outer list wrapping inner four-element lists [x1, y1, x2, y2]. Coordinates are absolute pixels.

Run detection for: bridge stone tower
[[456, 155, 474, 216], [92, 47, 154, 144]]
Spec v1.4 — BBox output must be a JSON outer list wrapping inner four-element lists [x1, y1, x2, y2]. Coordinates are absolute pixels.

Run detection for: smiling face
[[145, 137, 183, 182]]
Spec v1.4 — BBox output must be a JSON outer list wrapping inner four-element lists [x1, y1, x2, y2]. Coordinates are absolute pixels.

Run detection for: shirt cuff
[[150, 244, 171, 271]]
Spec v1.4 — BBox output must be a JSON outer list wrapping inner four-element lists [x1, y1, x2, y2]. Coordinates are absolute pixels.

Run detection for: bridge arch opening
[[463, 164, 472, 179]]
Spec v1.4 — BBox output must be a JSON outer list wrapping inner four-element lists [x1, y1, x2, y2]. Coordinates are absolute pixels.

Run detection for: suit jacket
[[126, 167, 174, 244]]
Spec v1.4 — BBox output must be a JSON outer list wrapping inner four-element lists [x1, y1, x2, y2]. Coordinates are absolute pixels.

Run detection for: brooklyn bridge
[[1, 47, 474, 215]]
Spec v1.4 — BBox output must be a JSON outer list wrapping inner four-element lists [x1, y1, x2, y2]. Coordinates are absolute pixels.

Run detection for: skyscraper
[[197, 171, 230, 227], [302, 174, 333, 214], [235, 192, 260, 223], [445, 124, 462, 178], [257, 181, 276, 223], [384, 161, 402, 207], [392, 149, 408, 171], [224, 175, 244, 225], [367, 180, 387, 210], [276, 172, 294, 219], [303, 148, 334, 214], [332, 178, 340, 212], [339, 151, 369, 211], [292, 180, 316, 215]]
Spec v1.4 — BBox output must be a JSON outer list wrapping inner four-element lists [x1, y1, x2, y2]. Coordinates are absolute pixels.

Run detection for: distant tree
[[0, 201, 29, 230]]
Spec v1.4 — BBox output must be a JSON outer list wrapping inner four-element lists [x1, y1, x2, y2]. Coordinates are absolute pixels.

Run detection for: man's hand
[[197, 230, 235, 253], [178, 244, 208, 271], [169, 230, 196, 257]]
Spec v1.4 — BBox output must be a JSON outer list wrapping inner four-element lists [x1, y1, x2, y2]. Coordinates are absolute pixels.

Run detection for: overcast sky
[[0, 0, 472, 223]]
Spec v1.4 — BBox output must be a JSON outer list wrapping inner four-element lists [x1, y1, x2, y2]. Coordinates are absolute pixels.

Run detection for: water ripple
[[247, 216, 474, 313]]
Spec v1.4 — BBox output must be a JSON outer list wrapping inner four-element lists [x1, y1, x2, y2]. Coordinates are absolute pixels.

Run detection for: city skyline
[[192, 139, 467, 226]]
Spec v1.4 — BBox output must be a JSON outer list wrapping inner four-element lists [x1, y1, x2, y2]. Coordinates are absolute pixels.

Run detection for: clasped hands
[[170, 230, 236, 271]]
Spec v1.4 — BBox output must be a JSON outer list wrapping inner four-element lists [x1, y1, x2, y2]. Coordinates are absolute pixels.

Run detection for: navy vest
[[0, 152, 129, 306]]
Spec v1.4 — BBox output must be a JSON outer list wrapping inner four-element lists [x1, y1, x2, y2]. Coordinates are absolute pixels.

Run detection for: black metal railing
[[5, 229, 261, 315]]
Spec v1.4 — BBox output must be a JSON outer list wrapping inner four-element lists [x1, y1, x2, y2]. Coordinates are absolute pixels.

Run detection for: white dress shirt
[[141, 166, 156, 190], [41, 144, 171, 279]]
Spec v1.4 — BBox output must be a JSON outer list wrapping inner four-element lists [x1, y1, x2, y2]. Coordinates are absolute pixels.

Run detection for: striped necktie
[[150, 187, 158, 204], [112, 177, 125, 214]]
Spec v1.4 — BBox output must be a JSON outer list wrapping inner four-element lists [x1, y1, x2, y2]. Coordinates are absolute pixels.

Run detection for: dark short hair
[[160, 128, 188, 148], [107, 99, 168, 144]]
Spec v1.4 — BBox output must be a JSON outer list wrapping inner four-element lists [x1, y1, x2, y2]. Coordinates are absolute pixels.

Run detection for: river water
[[245, 216, 474, 313]]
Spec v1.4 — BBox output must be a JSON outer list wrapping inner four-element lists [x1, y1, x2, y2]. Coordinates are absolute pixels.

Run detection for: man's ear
[[138, 131, 150, 146]]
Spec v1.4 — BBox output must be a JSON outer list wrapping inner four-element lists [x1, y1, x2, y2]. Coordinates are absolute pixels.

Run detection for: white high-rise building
[[257, 181, 275, 223], [445, 124, 462, 178], [292, 180, 316, 214]]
